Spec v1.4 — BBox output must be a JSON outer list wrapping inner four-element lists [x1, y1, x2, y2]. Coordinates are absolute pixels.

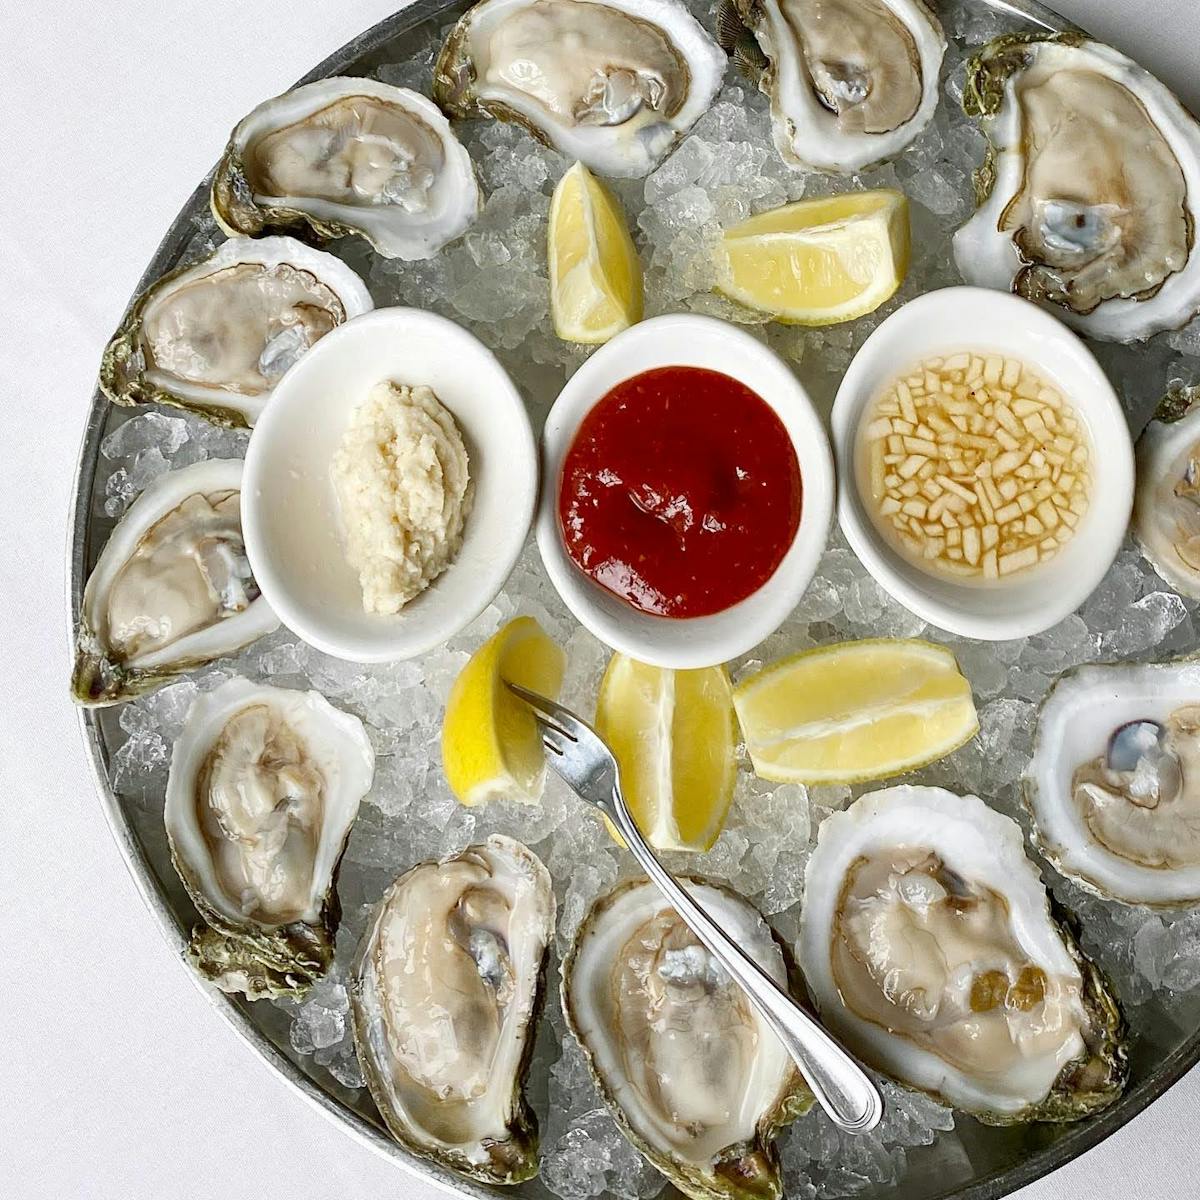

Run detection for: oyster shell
[[72, 459, 278, 706], [212, 78, 480, 260], [433, 0, 725, 179], [954, 34, 1200, 343], [1133, 388, 1200, 597], [165, 677, 374, 998], [800, 786, 1127, 1123], [717, 0, 945, 173], [563, 877, 812, 1200], [100, 237, 372, 428], [1027, 660, 1200, 905], [350, 836, 554, 1185]]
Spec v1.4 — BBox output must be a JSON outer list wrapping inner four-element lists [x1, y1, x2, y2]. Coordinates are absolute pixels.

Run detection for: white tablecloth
[[4, 1, 1199, 1196]]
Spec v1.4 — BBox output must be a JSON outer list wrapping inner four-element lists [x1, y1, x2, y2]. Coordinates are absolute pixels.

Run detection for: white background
[[3, 1, 1199, 1197]]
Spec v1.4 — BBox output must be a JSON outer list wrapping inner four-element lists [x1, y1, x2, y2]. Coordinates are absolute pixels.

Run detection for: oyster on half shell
[[100, 237, 372, 428], [165, 677, 374, 998], [954, 34, 1200, 343], [350, 836, 554, 1185], [212, 78, 481, 260], [800, 786, 1126, 1123], [1027, 660, 1200, 906], [1134, 388, 1200, 597], [72, 459, 278, 706], [717, 0, 945, 173], [433, 0, 726, 179], [563, 878, 812, 1200]]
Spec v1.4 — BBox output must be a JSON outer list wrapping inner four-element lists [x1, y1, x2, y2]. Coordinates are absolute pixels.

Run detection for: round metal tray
[[69, 1, 1200, 1197]]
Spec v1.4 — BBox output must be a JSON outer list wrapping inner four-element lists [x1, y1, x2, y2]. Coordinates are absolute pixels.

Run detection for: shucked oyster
[[954, 35, 1200, 343], [100, 237, 372, 428], [800, 786, 1126, 1123], [73, 459, 278, 706], [1133, 388, 1200, 597], [165, 677, 374, 998], [212, 78, 481, 260], [563, 878, 811, 1200], [1027, 660, 1200, 905], [717, 0, 945, 173], [350, 836, 554, 1185], [434, 0, 725, 178]]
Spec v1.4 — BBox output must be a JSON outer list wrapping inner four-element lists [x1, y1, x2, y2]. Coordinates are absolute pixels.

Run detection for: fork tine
[[505, 680, 556, 712], [533, 715, 572, 747], [506, 681, 579, 741], [533, 713, 566, 748]]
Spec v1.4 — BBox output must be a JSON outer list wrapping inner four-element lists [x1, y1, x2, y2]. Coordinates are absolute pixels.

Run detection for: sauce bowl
[[537, 313, 834, 669], [242, 307, 537, 662], [831, 287, 1134, 641]]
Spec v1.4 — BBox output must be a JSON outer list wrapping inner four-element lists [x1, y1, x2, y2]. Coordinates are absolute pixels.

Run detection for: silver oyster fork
[[507, 682, 884, 1134]]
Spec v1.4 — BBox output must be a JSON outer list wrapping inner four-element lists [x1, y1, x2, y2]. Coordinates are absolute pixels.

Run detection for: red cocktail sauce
[[557, 366, 802, 618]]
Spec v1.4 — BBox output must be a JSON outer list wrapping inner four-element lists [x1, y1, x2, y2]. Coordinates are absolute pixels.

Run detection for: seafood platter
[[69, 0, 1200, 1197]]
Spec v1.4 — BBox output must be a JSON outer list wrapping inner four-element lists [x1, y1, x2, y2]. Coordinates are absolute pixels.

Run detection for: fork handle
[[606, 789, 884, 1134]]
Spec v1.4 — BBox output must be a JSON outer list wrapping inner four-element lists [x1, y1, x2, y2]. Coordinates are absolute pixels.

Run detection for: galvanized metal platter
[[70, 1, 1200, 1198]]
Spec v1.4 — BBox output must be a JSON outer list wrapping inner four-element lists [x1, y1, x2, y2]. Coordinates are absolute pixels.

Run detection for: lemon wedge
[[733, 638, 977, 784], [595, 654, 737, 852], [715, 189, 910, 326], [442, 617, 567, 806], [549, 161, 643, 344]]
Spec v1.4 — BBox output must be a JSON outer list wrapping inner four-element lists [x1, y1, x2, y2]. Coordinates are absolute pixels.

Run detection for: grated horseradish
[[858, 352, 1092, 581], [331, 380, 472, 614]]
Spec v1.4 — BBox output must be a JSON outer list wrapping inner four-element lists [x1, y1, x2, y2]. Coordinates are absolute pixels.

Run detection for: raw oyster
[[1027, 660, 1200, 905], [350, 836, 554, 1185], [1134, 387, 1200, 597], [164, 677, 374, 998], [800, 786, 1127, 1123], [212, 78, 480, 260], [716, 0, 945, 173], [100, 236, 372, 428], [73, 459, 278, 706], [562, 877, 812, 1200], [433, 0, 725, 178], [954, 34, 1200, 343]]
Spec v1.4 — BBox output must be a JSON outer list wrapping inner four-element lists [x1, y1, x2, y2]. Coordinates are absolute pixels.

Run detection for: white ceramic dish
[[242, 307, 537, 662], [537, 313, 834, 669], [831, 287, 1134, 641]]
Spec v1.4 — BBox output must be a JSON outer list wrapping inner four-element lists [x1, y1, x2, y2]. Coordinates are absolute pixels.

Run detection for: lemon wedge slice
[[733, 638, 977, 784], [442, 617, 567, 806], [595, 654, 737, 851], [549, 161, 643, 344], [715, 189, 910, 326]]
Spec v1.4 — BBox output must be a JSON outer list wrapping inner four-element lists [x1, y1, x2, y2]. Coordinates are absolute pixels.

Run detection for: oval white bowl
[[831, 287, 1134, 641], [242, 307, 537, 662], [537, 314, 834, 669]]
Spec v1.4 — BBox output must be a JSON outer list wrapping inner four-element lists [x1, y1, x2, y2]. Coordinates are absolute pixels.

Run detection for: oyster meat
[[73, 459, 278, 706], [1027, 660, 1200, 905], [434, 0, 725, 178], [800, 786, 1126, 1123], [212, 78, 480, 260], [1134, 388, 1200, 597], [563, 878, 811, 1200], [954, 35, 1200, 343], [717, 0, 945, 173], [350, 836, 554, 1185], [100, 236, 372, 428], [165, 677, 374, 998]]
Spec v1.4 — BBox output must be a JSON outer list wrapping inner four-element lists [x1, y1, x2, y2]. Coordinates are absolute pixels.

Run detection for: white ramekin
[[242, 307, 537, 662], [831, 287, 1134, 641], [537, 313, 834, 669]]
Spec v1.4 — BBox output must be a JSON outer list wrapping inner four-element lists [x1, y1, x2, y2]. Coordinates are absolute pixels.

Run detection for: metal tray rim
[[67, 1, 1200, 1198]]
